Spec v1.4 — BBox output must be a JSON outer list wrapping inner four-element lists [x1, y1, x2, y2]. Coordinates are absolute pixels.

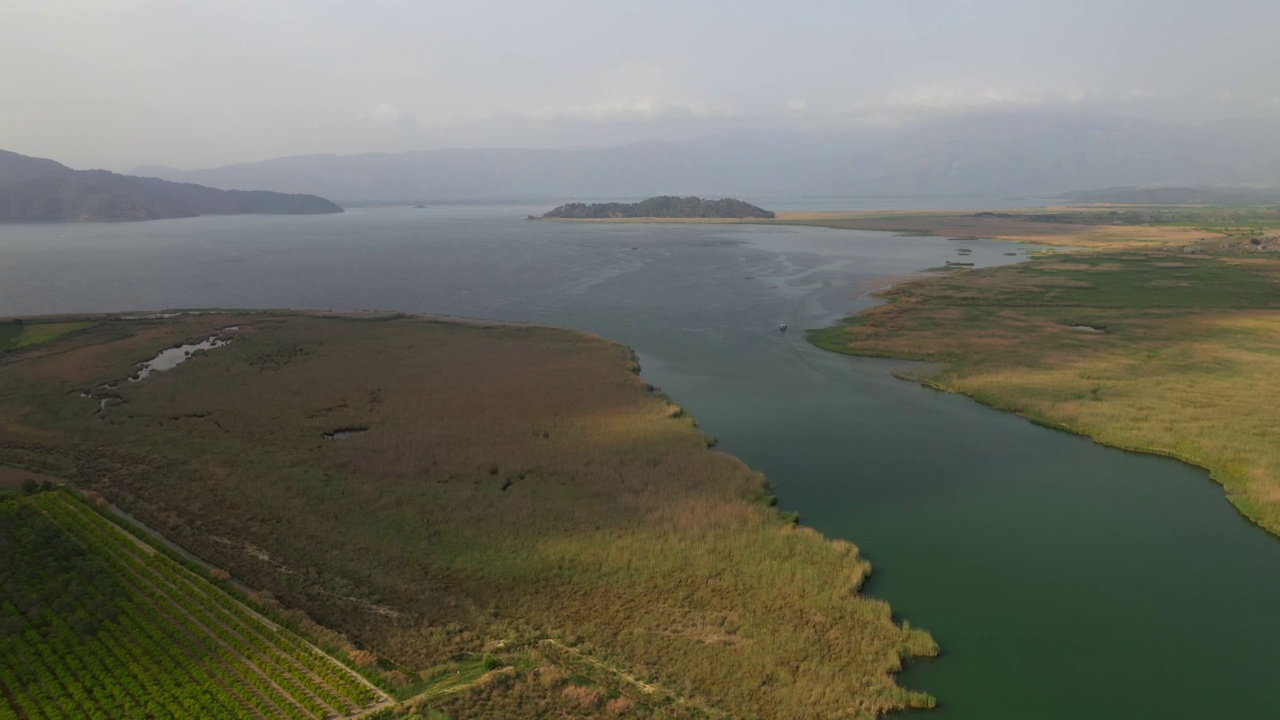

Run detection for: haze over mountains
[[0, 150, 342, 223], [132, 111, 1280, 205]]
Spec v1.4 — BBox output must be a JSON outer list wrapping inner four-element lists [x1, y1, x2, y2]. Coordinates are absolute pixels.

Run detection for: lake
[[3, 205, 1279, 718]]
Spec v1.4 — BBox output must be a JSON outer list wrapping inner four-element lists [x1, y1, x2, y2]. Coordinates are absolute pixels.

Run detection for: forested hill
[[0, 149, 343, 223], [542, 195, 774, 219]]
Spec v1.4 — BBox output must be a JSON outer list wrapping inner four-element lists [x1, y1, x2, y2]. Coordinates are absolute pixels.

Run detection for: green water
[[2, 205, 1278, 717], [648, 348, 1280, 718]]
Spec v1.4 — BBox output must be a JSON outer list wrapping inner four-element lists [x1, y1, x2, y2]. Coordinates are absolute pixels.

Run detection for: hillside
[[0, 149, 342, 222], [542, 195, 774, 219]]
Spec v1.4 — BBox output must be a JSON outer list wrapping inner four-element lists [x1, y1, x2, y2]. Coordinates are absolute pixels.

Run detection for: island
[[0, 149, 343, 222], [540, 195, 775, 219]]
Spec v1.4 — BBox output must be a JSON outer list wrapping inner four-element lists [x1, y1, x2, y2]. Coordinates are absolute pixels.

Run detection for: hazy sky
[[3, 0, 1279, 170]]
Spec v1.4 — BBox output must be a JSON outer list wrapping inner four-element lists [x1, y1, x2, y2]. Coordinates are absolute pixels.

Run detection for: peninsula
[[0, 149, 343, 222], [794, 206, 1280, 539], [541, 195, 774, 219], [0, 311, 933, 719]]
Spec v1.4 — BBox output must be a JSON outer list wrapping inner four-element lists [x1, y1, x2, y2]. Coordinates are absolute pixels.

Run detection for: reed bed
[[811, 250, 1280, 536], [0, 312, 935, 719], [774, 209, 1217, 249]]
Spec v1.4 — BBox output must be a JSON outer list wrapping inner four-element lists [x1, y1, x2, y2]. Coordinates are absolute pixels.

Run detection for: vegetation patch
[[809, 241, 1280, 537], [0, 312, 934, 719], [0, 489, 388, 719], [541, 196, 774, 220], [0, 320, 94, 352], [772, 207, 1219, 249]]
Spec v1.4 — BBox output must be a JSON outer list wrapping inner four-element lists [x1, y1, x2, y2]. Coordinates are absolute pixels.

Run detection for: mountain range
[[132, 111, 1280, 204], [0, 150, 342, 223]]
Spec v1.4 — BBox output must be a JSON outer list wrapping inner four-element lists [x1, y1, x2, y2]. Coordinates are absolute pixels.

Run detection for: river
[[2, 205, 1278, 718]]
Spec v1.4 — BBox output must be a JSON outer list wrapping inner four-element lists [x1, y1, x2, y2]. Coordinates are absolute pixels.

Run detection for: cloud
[[786, 98, 810, 113], [368, 103, 418, 132], [878, 84, 1089, 111], [372, 103, 405, 123], [523, 98, 740, 124]]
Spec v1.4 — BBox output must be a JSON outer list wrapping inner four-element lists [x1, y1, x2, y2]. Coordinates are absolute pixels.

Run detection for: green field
[[0, 490, 388, 720], [0, 322, 94, 353]]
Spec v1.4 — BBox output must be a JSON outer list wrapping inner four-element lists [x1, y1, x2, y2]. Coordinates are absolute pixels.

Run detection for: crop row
[[3, 501, 248, 719], [31, 493, 334, 718], [2, 493, 387, 719], [42, 493, 380, 715]]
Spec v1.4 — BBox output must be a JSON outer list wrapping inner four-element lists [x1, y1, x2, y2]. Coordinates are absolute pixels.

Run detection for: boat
[[779, 323, 788, 332]]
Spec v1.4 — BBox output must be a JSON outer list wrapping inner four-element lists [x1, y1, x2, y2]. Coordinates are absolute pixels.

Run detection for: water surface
[[2, 207, 1278, 718]]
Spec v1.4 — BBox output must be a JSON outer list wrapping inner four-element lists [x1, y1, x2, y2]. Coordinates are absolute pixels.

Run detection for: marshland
[[0, 312, 935, 718], [3, 208, 1280, 719]]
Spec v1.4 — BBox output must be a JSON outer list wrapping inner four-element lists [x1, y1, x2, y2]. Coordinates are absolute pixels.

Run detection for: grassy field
[[0, 321, 94, 353], [0, 312, 935, 719], [807, 218, 1280, 538], [0, 489, 387, 720]]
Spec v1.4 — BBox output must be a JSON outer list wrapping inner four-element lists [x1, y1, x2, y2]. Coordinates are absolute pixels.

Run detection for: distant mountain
[[0, 149, 342, 223], [137, 141, 712, 205], [840, 113, 1183, 196], [135, 112, 1280, 203], [542, 195, 774, 219], [840, 112, 1280, 197]]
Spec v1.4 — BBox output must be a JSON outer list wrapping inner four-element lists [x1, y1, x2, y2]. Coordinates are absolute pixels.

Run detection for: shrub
[[606, 696, 635, 715], [562, 684, 603, 708], [350, 649, 380, 667]]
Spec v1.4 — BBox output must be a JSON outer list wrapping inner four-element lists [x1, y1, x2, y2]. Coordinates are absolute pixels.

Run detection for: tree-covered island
[[541, 195, 775, 219]]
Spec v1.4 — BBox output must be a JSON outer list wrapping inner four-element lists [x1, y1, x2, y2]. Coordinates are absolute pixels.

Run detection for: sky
[[2, 0, 1279, 170]]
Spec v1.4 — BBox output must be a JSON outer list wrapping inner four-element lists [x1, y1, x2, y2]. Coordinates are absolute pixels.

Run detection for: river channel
[[2, 205, 1278, 718]]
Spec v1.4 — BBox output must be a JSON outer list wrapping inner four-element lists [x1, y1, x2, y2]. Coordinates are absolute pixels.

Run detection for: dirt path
[[538, 639, 728, 719], [540, 639, 660, 695]]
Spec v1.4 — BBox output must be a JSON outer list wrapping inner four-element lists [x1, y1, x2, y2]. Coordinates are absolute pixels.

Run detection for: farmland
[[0, 490, 388, 720]]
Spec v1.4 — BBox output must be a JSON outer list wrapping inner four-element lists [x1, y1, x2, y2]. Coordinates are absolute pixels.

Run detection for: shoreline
[[589, 206, 1263, 533], [540, 207, 1215, 250], [801, 225, 1280, 542], [895, 370, 1266, 536]]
